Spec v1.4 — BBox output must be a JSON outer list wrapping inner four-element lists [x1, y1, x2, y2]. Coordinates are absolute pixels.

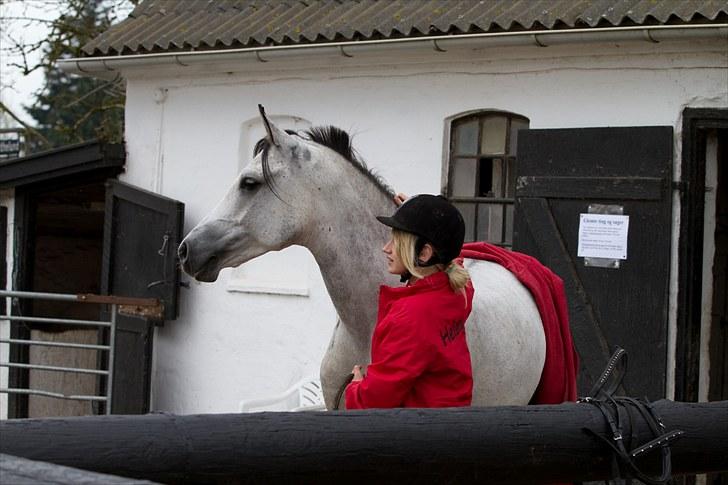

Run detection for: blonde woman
[[345, 194, 473, 409]]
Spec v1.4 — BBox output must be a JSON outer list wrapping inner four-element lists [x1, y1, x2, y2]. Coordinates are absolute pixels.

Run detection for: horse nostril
[[178, 242, 188, 262]]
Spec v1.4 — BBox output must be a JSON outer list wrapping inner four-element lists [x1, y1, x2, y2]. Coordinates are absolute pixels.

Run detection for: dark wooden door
[[513, 127, 673, 400], [101, 180, 184, 413]]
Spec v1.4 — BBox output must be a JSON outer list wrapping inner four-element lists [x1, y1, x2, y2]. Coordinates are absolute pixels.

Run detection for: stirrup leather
[[578, 347, 683, 485]]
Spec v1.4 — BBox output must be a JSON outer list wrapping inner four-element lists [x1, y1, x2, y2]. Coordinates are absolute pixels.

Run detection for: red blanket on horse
[[460, 242, 578, 404]]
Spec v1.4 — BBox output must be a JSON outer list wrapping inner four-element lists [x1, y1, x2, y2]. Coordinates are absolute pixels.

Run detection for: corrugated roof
[[82, 0, 728, 56]]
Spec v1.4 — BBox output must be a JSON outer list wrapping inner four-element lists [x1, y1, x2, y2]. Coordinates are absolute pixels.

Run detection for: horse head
[[178, 105, 318, 282]]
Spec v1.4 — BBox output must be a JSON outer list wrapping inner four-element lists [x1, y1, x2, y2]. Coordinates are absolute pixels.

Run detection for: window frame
[[441, 109, 529, 247]]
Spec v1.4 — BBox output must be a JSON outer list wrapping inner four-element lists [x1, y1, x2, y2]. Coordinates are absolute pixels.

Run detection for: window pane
[[504, 204, 514, 245], [454, 120, 478, 155], [505, 158, 516, 198], [509, 118, 529, 156], [488, 158, 504, 198], [450, 158, 477, 197], [454, 202, 476, 242], [476, 203, 504, 243], [481, 116, 507, 155], [478, 158, 493, 197]]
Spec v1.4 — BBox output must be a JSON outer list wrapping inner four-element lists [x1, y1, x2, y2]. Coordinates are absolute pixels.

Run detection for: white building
[[2, 0, 727, 418]]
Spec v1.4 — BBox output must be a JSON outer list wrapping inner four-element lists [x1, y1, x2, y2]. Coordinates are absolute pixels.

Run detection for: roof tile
[[82, 0, 728, 56]]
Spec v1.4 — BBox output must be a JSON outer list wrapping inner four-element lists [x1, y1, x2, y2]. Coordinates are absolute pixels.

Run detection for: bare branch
[[0, 16, 60, 24], [70, 102, 125, 131], [0, 101, 51, 148], [64, 76, 121, 108]]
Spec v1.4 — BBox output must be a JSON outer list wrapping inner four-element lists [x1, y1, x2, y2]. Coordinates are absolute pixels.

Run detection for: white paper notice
[[577, 214, 630, 260]]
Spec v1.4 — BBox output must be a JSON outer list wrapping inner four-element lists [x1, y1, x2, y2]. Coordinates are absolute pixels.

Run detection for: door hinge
[[672, 181, 687, 192]]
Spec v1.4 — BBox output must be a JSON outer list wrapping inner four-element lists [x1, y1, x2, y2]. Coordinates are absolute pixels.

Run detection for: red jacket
[[345, 271, 473, 409]]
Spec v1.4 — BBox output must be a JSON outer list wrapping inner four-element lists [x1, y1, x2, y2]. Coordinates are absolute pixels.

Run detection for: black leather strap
[[588, 347, 627, 399], [579, 348, 683, 485]]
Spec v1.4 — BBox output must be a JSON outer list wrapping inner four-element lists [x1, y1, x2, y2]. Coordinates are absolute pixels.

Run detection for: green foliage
[[25, 58, 125, 149]]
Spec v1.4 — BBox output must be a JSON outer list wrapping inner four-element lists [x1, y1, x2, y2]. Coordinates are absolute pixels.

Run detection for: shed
[[1, 0, 726, 418]]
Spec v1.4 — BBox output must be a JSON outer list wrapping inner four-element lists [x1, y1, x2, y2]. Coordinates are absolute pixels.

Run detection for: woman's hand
[[394, 193, 408, 206], [351, 365, 365, 382]]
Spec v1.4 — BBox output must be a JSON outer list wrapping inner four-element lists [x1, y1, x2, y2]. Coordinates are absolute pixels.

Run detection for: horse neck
[[303, 169, 396, 343]]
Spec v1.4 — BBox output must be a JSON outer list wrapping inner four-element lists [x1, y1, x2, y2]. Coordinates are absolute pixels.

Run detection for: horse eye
[[240, 177, 261, 191]]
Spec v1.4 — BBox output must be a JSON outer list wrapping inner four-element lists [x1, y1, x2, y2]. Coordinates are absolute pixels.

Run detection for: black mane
[[253, 126, 394, 199], [304, 125, 394, 197], [305, 126, 358, 167]]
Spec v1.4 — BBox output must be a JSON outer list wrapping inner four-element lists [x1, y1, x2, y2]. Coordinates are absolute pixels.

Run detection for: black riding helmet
[[377, 194, 466, 266]]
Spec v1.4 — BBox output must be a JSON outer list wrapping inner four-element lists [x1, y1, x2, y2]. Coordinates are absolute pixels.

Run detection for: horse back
[[464, 259, 546, 406]]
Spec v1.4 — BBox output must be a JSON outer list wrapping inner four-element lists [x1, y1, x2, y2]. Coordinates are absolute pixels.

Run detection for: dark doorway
[[4, 142, 124, 419], [4, 142, 184, 419], [677, 109, 728, 406], [18, 177, 107, 418]]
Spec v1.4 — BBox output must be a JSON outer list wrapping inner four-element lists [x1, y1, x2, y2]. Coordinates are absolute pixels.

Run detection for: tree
[[0, 0, 135, 152]]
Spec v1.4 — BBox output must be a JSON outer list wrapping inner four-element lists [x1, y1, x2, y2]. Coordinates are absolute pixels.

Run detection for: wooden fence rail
[[1, 400, 726, 484]]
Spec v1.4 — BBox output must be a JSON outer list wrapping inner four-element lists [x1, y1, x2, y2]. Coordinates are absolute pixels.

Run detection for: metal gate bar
[[0, 315, 111, 327], [1, 388, 107, 401], [0, 290, 118, 414], [0, 362, 109, 376], [0, 338, 110, 351]]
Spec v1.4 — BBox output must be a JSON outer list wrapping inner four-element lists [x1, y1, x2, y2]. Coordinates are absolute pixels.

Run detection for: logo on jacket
[[439, 321, 465, 347]]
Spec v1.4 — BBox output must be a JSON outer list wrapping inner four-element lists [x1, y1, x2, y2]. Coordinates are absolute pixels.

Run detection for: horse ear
[[258, 104, 295, 148]]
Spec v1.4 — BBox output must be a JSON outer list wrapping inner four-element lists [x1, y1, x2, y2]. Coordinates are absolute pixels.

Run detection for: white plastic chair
[[239, 376, 326, 412]]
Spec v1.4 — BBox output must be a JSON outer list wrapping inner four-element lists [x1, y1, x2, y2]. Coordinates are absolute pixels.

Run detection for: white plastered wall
[[118, 38, 727, 413], [0, 189, 14, 419]]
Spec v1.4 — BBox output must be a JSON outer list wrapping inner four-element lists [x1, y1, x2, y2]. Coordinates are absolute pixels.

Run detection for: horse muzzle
[[178, 238, 223, 282]]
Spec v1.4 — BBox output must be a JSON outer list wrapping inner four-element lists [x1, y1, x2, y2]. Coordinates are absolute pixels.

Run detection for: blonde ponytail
[[392, 230, 470, 292], [443, 261, 470, 292]]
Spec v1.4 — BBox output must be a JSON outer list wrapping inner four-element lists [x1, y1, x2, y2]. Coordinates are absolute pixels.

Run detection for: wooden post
[[1, 400, 726, 484]]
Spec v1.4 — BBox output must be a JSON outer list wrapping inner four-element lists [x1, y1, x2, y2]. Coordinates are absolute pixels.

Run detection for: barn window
[[446, 111, 529, 247]]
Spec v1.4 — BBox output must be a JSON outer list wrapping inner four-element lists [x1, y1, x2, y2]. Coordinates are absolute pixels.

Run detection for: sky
[[0, 0, 134, 127], [0, 1, 56, 126]]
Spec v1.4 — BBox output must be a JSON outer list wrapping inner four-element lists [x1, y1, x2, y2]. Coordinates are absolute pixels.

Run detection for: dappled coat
[[345, 271, 474, 409]]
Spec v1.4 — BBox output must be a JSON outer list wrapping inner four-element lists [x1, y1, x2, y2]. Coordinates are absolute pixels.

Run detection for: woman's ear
[[418, 243, 434, 263]]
